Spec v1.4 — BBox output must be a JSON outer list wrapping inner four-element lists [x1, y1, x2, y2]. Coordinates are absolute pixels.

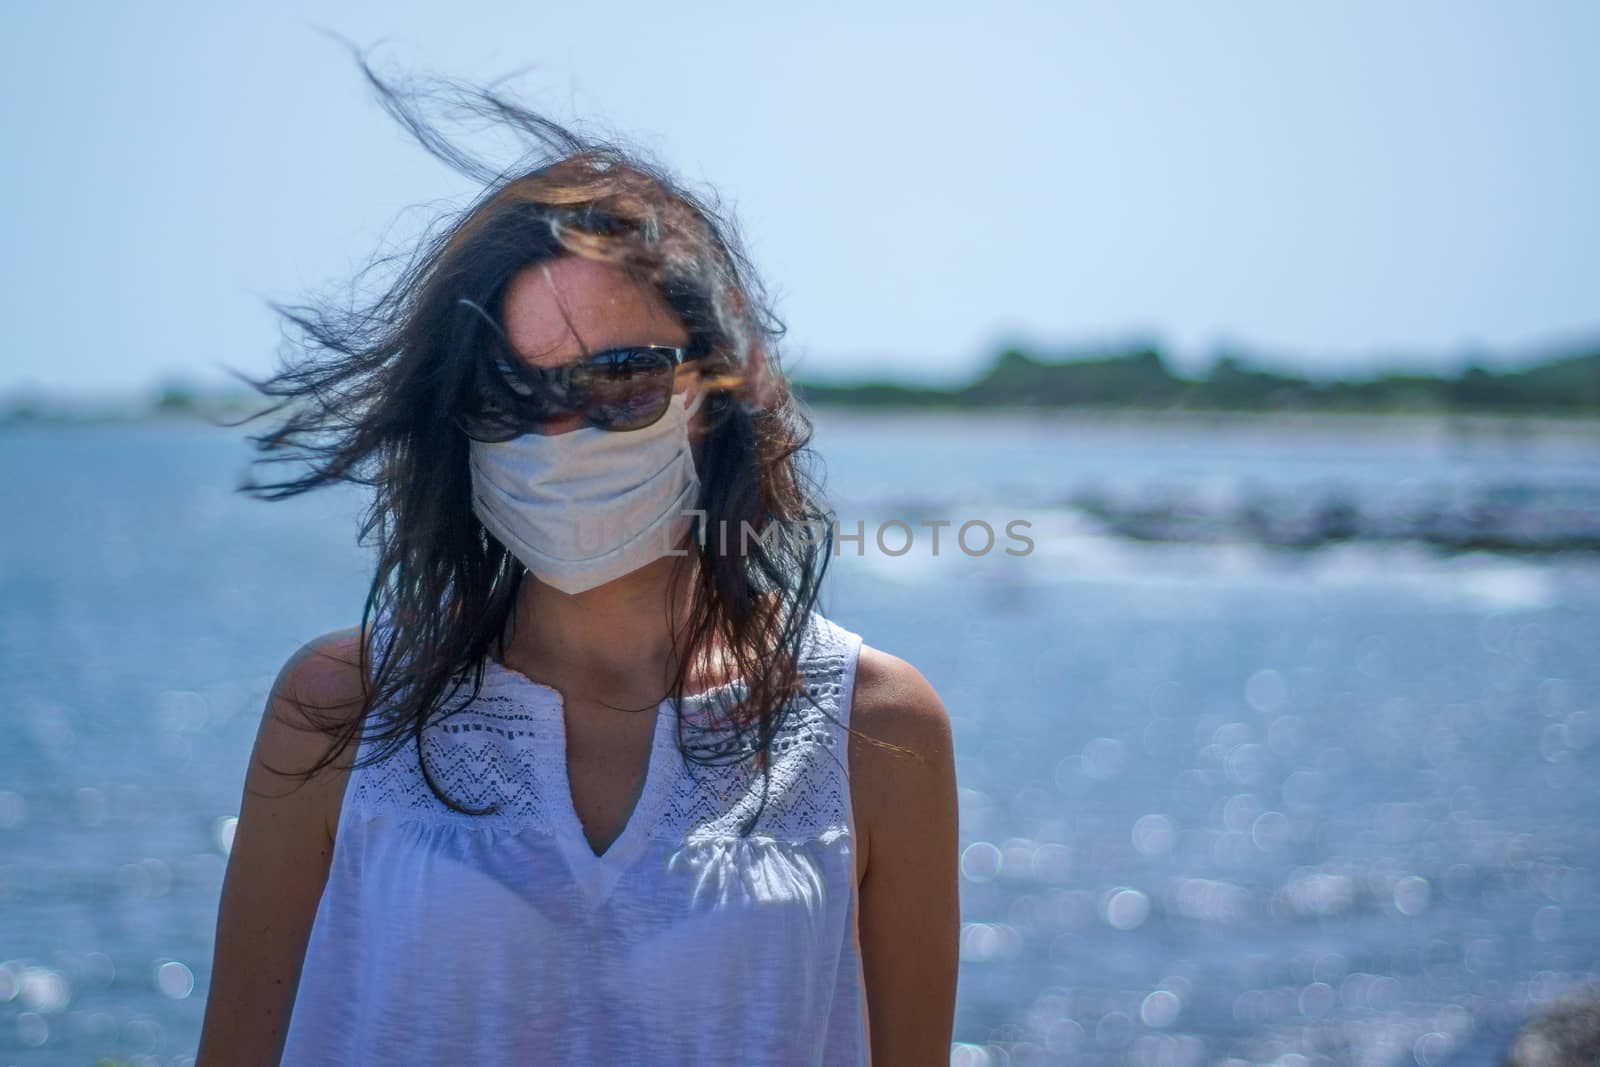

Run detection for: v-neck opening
[[481, 654, 682, 905], [478, 610, 818, 905], [564, 698, 675, 865]]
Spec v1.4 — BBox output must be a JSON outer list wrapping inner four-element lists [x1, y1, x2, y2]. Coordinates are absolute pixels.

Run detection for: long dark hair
[[232, 46, 849, 829]]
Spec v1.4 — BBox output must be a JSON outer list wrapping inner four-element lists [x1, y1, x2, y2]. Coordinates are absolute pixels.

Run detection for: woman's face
[[498, 256, 705, 444]]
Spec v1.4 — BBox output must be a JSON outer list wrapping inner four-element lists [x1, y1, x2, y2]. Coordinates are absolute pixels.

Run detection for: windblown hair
[[232, 47, 847, 831]]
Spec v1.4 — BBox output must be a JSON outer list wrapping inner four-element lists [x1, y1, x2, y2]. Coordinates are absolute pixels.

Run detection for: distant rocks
[[1066, 483, 1600, 555]]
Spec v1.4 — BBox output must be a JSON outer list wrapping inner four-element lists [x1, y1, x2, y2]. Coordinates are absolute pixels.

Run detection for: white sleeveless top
[[280, 609, 870, 1065]]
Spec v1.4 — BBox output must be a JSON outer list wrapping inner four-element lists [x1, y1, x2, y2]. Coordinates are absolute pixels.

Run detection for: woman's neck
[[498, 553, 703, 707]]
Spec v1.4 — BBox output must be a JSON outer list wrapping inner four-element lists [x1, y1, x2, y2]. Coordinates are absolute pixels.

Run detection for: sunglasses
[[454, 297, 703, 439]]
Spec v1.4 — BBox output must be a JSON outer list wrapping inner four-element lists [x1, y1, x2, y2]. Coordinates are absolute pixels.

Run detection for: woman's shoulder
[[269, 626, 372, 746], [251, 626, 372, 842], [845, 641, 956, 872], [803, 610, 948, 750], [273, 626, 371, 705], [847, 643, 951, 760]]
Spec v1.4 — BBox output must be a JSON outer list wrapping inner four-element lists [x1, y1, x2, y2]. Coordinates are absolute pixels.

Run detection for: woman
[[197, 53, 960, 1066]]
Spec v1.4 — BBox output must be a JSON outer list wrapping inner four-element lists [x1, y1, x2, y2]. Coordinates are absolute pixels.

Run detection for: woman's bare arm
[[195, 628, 367, 1067], [850, 645, 961, 1065]]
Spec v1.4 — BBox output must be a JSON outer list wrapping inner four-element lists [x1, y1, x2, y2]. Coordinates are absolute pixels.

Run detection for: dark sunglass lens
[[468, 353, 583, 433], [574, 350, 675, 431]]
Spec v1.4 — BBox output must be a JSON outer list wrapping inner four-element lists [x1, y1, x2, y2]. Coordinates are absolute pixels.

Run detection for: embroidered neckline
[[344, 611, 862, 861], [482, 651, 747, 712]]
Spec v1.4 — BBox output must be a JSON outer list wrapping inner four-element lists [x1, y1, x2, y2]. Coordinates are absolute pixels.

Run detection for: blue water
[[1, 415, 1598, 1066]]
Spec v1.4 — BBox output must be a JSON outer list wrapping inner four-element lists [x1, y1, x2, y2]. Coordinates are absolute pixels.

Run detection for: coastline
[[7, 400, 1600, 439], [805, 403, 1600, 439]]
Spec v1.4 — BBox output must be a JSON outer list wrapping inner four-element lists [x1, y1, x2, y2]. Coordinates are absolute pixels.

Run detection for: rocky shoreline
[[1065, 483, 1600, 555]]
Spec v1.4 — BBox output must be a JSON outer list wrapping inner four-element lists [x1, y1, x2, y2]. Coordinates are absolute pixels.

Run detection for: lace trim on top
[[344, 611, 860, 845]]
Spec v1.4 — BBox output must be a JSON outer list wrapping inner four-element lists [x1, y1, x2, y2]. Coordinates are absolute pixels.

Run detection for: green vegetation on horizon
[[792, 343, 1600, 416], [6, 339, 1600, 425]]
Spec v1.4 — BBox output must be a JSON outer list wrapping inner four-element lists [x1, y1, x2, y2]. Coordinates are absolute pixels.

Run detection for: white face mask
[[468, 390, 704, 594]]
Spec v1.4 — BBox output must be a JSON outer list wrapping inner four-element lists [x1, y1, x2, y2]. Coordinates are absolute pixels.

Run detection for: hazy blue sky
[[3, 1, 1596, 395]]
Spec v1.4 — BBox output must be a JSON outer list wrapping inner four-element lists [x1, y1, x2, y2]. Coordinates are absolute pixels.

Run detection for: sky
[[2, 0, 1597, 396]]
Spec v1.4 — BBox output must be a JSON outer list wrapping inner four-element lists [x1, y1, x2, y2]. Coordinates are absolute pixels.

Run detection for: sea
[[1, 410, 1597, 1066]]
